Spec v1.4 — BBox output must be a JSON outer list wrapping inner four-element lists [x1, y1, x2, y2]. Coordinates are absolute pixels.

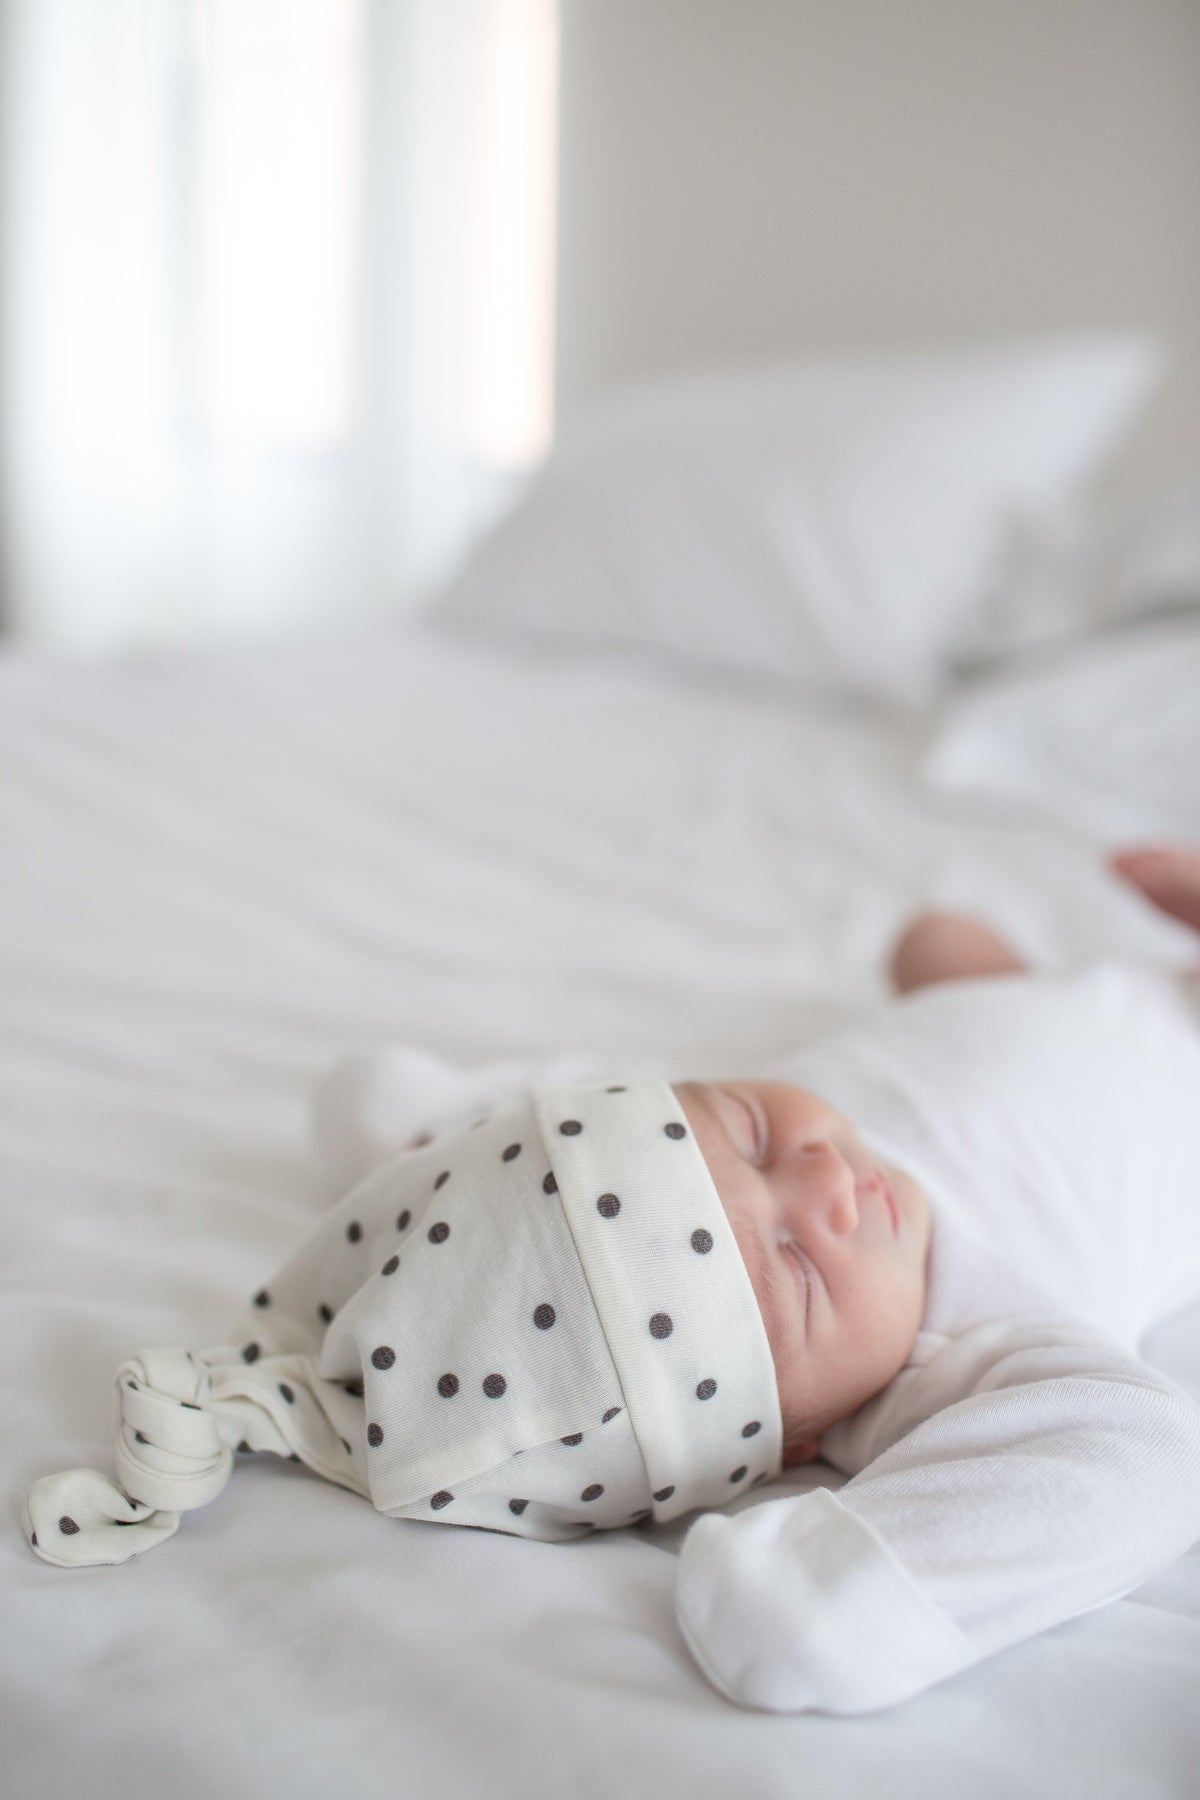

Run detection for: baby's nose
[[802, 1141, 859, 1234]]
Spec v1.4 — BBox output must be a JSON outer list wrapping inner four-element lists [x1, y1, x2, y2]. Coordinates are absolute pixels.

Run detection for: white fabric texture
[[25, 1080, 781, 1565], [677, 965, 1200, 1712], [430, 336, 1159, 703], [8, 625, 1200, 1798]]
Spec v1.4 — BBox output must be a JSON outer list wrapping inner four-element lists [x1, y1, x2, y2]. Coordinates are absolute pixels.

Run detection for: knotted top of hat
[[25, 1080, 783, 1565]]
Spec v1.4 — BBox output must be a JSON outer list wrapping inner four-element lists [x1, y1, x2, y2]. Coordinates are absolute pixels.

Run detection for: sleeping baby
[[24, 846, 1200, 1717]]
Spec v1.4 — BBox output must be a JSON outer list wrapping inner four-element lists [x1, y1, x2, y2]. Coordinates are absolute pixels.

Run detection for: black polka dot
[[242, 1343, 260, 1363], [559, 1119, 582, 1136], [59, 1516, 79, 1535], [381, 1255, 399, 1276], [597, 1193, 621, 1218], [606, 1085, 627, 1093], [371, 1346, 395, 1371], [254, 1289, 270, 1307], [347, 1221, 362, 1243], [696, 1378, 717, 1400], [509, 1498, 528, 1515], [664, 1122, 687, 1139], [279, 1383, 295, 1403], [180, 1401, 200, 1411], [601, 1406, 622, 1423], [653, 1486, 675, 1504], [533, 1304, 556, 1330], [397, 1210, 411, 1231], [428, 1221, 450, 1243], [690, 1228, 713, 1254], [430, 1490, 453, 1510], [648, 1312, 673, 1339], [729, 1466, 748, 1483], [367, 1423, 383, 1447], [542, 1172, 558, 1195], [318, 1303, 333, 1324], [561, 1433, 582, 1446], [237, 1440, 251, 1453], [502, 1143, 522, 1162], [30, 1531, 37, 1546], [343, 1377, 364, 1397], [581, 1484, 604, 1502], [629, 1508, 651, 1522], [742, 1420, 761, 1438], [134, 1430, 148, 1444], [482, 1373, 507, 1398], [434, 1170, 450, 1190], [437, 1373, 460, 1398]]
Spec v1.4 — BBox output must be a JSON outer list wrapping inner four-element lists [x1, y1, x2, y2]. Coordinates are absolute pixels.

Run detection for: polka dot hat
[[25, 1080, 782, 1565]]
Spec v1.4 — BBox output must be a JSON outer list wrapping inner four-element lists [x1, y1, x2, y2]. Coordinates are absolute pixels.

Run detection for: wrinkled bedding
[[5, 620, 1199, 1799]]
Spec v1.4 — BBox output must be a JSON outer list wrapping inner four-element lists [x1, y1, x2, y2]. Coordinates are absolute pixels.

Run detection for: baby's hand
[[889, 910, 1026, 995], [1110, 845, 1200, 937]]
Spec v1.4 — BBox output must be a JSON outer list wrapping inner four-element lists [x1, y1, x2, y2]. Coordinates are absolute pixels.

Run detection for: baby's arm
[[675, 1318, 1200, 1714], [892, 846, 1200, 994]]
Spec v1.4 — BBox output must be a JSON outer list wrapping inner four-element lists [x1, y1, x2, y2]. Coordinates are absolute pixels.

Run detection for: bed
[[6, 340, 1200, 1797]]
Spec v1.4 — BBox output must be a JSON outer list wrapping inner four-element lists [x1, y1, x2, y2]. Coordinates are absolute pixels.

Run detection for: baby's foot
[[1110, 845, 1200, 934]]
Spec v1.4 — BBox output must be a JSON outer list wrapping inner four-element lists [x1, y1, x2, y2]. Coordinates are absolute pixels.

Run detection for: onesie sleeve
[[675, 1317, 1200, 1714]]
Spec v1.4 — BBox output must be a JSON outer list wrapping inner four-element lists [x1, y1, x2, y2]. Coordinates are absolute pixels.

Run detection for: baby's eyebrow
[[693, 1082, 791, 1351], [693, 1079, 745, 1153]]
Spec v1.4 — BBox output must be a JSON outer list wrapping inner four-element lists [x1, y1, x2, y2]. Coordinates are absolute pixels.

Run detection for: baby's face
[[675, 1080, 931, 1463]]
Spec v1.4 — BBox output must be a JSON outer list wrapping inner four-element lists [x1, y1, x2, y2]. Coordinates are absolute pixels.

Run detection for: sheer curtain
[[0, 0, 558, 648]]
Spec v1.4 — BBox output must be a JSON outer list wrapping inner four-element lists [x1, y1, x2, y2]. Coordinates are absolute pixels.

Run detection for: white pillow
[[428, 337, 1161, 704], [959, 478, 1200, 661], [925, 615, 1200, 839]]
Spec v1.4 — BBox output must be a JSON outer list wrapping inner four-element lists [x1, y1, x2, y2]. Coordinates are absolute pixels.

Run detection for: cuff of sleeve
[[675, 1486, 975, 1714]]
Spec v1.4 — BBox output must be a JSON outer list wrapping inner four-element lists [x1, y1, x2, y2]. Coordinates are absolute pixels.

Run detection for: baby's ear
[[781, 1435, 822, 1468]]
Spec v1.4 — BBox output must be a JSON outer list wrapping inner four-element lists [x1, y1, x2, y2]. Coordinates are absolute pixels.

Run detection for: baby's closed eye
[[778, 1239, 814, 1326]]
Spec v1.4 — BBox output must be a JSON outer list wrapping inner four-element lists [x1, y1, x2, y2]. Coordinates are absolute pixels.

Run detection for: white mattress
[[5, 620, 1200, 1798]]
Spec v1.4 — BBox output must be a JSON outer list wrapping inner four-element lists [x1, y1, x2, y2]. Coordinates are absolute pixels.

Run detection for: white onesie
[[676, 964, 1200, 1713]]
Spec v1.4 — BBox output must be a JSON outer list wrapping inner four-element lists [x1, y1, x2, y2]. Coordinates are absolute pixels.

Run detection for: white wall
[[0, 0, 559, 649], [555, 0, 1200, 493]]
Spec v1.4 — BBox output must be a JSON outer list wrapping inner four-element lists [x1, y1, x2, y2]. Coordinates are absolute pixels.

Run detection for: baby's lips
[[856, 1165, 899, 1234]]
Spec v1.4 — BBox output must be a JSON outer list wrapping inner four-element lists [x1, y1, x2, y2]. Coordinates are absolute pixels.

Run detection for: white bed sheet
[[4, 622, 1199, 1799]]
